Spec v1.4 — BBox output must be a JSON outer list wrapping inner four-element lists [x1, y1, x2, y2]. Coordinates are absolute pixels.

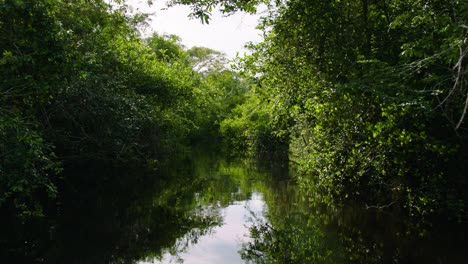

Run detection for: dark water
[[1, 151, 467, 263]]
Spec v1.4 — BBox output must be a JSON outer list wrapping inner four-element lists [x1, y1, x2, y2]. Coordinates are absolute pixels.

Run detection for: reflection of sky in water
[[141, 192, 265, 264]]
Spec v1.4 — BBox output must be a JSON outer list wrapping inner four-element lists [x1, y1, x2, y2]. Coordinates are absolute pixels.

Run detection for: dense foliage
[[1, 0, 467, 262], [0, 0, 244, 226], [210, 0, 468, 220]]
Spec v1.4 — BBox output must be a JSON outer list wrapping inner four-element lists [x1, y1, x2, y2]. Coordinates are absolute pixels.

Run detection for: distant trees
[[146, 33, 185, 61]]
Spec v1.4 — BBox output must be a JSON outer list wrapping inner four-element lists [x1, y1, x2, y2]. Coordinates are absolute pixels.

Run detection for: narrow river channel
[[3, 149, 467, 263], [136, 150, 468, 264]]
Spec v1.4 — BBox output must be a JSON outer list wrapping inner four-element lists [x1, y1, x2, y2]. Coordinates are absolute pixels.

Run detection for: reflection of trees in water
[[33, 151, 272, 264], [156, 205, 223, 263], [0, 158, 223, 264], [240, 199, 341, 264], [4, 153, 467, 263], [240, 168, 468, 264], [241, 199, 468, 263], [157, 152, 275, 262]]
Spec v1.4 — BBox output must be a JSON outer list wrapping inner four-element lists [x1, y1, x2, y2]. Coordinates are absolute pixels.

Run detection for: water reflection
[[0, 156, 224, 264], [240, 169, 468, 264], [2, 151, 467, 264], [138, 152, 273, 264], [52, 160, 223, 264], [151, 193, 265, 264]]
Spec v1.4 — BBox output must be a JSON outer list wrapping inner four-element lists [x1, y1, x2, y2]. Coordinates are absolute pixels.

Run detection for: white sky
[[127, 0, 264, 59]]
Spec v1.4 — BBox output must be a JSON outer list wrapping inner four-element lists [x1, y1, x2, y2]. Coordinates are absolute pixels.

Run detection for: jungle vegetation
[[1, 0, 467, 261]]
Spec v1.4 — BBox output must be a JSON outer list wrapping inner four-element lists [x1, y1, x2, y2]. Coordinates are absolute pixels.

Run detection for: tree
[[167, 0, 268, 23], [146, 33, 186, 62], [0, 0, 202, 220], [233, 0, 468, 219], [188, 46, 227, 73]]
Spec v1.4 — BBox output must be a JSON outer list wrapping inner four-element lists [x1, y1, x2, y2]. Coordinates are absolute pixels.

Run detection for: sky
[[127, 0, 265, 59]]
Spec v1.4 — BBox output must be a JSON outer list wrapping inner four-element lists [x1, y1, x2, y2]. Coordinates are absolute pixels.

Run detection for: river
[[2, 150, 467, 263]]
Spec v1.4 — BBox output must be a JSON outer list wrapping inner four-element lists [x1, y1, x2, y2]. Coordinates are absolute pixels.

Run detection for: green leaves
[[0, 0, 216, 223], [0, 115, 60, 218], [167, 0, 268, 23], [234, 0, 468, 220]]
